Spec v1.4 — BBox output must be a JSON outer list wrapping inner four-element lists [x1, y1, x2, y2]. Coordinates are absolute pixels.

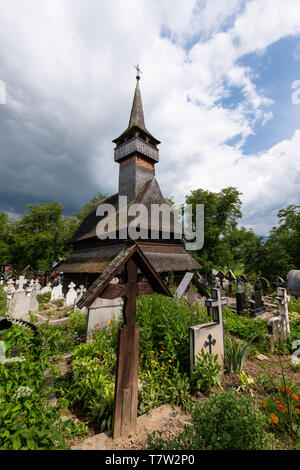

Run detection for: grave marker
[[76, 243, 172, 439], [189, 287, 227, 371]]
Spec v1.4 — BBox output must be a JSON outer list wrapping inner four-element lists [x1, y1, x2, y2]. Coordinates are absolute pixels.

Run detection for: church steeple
[[113, 68, 161, 202], [128, 74, 146, 130]]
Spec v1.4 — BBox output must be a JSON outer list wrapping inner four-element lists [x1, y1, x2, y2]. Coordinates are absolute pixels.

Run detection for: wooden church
[[58, 70, 201, 288]]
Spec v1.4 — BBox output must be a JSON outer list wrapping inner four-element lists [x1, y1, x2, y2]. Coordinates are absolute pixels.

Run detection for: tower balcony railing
[[114, 137, 159, 162]]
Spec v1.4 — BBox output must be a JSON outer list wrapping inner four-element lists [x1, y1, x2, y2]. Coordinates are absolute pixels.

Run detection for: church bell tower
[[112, 66, 161, 203]]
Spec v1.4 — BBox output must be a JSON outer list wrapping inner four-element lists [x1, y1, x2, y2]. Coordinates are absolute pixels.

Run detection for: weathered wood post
[[112, 258, 140, 439]]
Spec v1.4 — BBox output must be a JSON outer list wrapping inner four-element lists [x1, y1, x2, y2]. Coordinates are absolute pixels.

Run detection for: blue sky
[[0, 0, 300, 236]]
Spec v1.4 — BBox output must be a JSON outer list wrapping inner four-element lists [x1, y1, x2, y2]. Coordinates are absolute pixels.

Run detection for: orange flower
[[278, 404, 287, 413], [160, 367, 165, 371], [151, 360, 158, 364], [150, 350, 155, 354], [168, 359, 172, 363], [275, 399, 280, 404], [160, 350, 164, 353], [295, 405, 300, 414], [281, 386, 291, 393], [270, 413, 279, 424], [260, 400, 267, 408], [291, 394, 298, 400]]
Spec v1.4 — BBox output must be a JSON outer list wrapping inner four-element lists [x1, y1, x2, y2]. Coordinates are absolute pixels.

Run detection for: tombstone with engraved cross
[[189, 286, 227, 372]]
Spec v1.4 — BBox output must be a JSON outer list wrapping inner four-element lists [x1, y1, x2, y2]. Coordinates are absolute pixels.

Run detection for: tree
[[185, 187, 243, 275], [244, 205, 300, 279], [0, 212, 15, 268], [10, 202, 76, 272]]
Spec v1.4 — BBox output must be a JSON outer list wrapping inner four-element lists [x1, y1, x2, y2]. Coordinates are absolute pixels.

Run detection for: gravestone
[[40, 283, 52, 294], [76, 243, 172, 440], [189, 287, 227, 371], [236, 278, 248, 315], [28, 285, 39, 313], [51, 284, 64, 301], [216, 270, 226, 290], [86, 296, 122, 337], [287, 270, 300, 298], [12, 290, 30, 321], [250, 280, 266, 316], [65, 282, 78, 307], [260, 277, 270, 296], [268, 287, 290, 343], [226, 270, 236, 294], [16, 276, 27, 292]]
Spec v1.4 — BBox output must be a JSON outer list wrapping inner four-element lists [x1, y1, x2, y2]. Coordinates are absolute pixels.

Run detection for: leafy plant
[[190, 350, 223, 393], [147, 390, 273, 450], [224, 336, 253, 373], [136, 293, 210, 373]]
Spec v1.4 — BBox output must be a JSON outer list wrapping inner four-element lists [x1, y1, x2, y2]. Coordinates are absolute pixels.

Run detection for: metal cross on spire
[[134, 64, 142, 81]]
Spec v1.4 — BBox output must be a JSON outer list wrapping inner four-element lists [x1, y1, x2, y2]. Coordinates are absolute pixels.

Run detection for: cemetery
[[0, 27, 300, 452]]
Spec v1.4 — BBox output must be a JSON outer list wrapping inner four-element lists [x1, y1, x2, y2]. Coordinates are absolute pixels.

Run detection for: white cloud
[[0, 0, 299, 234]]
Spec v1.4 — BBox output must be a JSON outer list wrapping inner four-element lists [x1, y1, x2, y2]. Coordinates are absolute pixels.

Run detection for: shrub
[[136, 294, 209, 372], [223, 307, 269, 352], [139, 350, 191, 414], [190, 350, 223, 393], [147, 390, 273, 450]]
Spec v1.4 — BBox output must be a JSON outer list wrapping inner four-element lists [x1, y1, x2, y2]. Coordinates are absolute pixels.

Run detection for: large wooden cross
[[77, 243, 172, 439]]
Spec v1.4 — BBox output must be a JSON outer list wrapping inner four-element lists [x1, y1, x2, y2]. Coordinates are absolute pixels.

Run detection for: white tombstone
[[28, 286, 39, 313], [11, 290, 30, 321], [51, 284, 64, 301], [268, 287, 291, 343], [65, 282, 78, 307], [16, 276, 27, 292], [276, 287, 290, 334], [4, 279, 15, 294], [34, 280, 42, 293], [40, 283, 52, 294], [86, 296, 123, 338]]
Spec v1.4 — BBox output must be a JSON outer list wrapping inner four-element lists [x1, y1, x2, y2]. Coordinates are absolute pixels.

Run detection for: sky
[[0, 0, 300, 235]]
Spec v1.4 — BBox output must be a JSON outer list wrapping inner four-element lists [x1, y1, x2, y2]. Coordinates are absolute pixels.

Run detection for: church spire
[[128, 64, 145, 130], [128, 79, 145, 130]]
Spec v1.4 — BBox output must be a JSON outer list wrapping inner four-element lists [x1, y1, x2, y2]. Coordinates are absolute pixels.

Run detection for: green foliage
[[244, 204, 300, 278], [136, 293, 209, 373], [224, 337, 253, 373], [289, 298, 300, 314], [147, 390, 273, 450], [0, 212, 15, 266], [139, 351, 191, 414], [39, 310, 87, 356], [56, 324, 117, 432], [0, 323, 82, 450], [259, 380, 300, 446], [0, 285, 6, 316], [190, 350, 223, 393], [37, 292, 51, 304], [223, 308, 269, 352], [185, 186, 243, 275]]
